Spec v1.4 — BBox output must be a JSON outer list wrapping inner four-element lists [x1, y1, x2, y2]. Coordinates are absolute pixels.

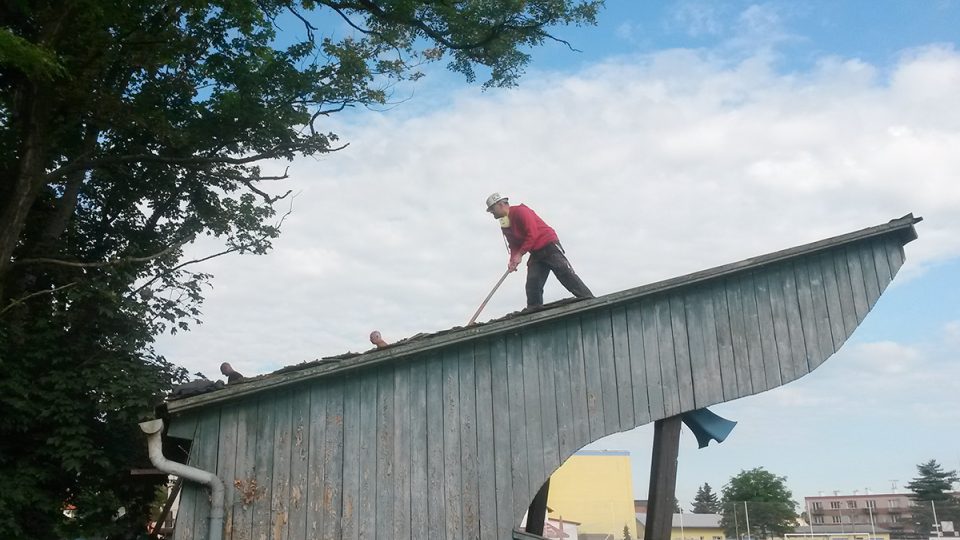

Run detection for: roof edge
[[165, 214, 921, 414]]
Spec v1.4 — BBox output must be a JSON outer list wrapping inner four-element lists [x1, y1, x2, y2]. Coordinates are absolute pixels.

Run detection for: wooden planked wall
[[171, 236, 905, 540]]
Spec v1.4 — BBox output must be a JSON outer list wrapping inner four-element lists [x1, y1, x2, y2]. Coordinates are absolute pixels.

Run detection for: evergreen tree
[[693, 482, 721, 513], [907, 459, 960, 536], [622, 523, 633, 540]]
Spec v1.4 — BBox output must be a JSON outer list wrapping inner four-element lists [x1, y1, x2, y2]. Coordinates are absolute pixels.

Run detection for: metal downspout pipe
[[139, 419, 224, 540]]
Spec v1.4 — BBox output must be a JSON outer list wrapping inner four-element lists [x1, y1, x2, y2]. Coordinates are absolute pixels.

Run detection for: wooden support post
[[644, 415, 682, 540], [525, 478, 550, 535]]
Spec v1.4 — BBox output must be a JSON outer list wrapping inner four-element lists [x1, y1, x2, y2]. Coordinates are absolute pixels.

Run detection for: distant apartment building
[[805, 492, 913, 532]]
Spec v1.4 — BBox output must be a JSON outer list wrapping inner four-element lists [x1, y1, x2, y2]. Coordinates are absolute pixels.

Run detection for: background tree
[[622, 523, 633, 540], [0, 1, 601, 537], [908, 459, 960, 536], [693, 482, 721, 513], [720, 468, 797, 539]]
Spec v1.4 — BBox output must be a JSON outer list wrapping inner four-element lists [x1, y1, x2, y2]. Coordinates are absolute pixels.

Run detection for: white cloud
[[156, 45, 960, 384], [946, 321, 960, 346], [669, 1, 724, 38]]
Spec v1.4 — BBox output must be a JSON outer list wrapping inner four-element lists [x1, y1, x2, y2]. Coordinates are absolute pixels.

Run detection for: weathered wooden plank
[[779, 263, 810, 382], [442, 349, 463, 540], [550, 322, 575, 460], [684, 289, 721, 408], [408, 358, 429, 540], [216, 405, 239, 540], [232, 401, 258, 540], [339, 376, 361, 540], [807, 259, 836, 369], [872, 238, 894, 294], [654, 297, 681, 416], [305, 383, 327, 539], [320, 382, 344, 540], [724, 279, 753, 397], [287, 388, 310, 540], [683, 289, 707, 407], [375, 367, 396, 539], [846, 245, 870, 322], [669, 295, 695, 411], [536, 329, 561, 476], [832, 249, 859, 336], [738, 275, 768, 393], [177, 417, 204, 540], [595, 310, 621, 433], [818, 254, 847, 351], [167, 413, 199, 440], [475, 341, 500, 540], [564, 319, 590, 449], [357, 372, 378, 539], [611, 306, 635, 429], [520, 333, 545, 503], [250, 398, 276, 540], [709, 286, 738, 401], [753, 272, 783, 389], [579, 313, 605, 440], [640, 300, 666, 420], [392, 363, 411, 540], [269, 393, 293, 540], [857, 241, 882, 309], [505, 333, 529, 523], [624, 301, 651, 425], [425, 354, 445, 538], [459, 346, 481, 540], [767, 268, 795, 384], [886, 237, 905, 274], [489, 338, 515, 537], [698, 287, 725, 405]]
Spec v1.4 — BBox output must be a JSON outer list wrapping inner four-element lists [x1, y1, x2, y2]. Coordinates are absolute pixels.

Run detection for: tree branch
[[14, 238, 189, 268], [0, 282, 77, 317], [129, 202, 295, 298]]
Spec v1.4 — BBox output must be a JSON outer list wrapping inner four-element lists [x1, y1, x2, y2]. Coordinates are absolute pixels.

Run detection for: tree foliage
[[908, 459, 960, 536], [692, 482, 720, 513], [720, 468, 797, 539], [0, 0, 601, 537]]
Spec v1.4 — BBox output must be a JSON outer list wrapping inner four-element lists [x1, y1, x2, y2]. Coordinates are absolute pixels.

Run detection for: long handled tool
[[467, 269, 511, 326]]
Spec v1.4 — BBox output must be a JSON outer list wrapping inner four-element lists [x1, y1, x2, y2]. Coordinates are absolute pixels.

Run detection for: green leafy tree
[[0, 0, 601, 537], [693, 482, 721, 513], [907, 459, 960, 536], [623, 523, 633, 540], [720, 468, 797, 539]]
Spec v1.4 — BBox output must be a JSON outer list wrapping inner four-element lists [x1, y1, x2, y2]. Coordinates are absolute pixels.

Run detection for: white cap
[[485, 192, 508, 210]]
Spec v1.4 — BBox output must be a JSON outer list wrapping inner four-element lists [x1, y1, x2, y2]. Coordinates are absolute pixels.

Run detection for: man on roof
[[486, 193, 594, 308]]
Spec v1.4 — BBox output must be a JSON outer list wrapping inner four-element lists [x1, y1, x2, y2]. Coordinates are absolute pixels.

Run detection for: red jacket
[[501, 204, 559, 257]]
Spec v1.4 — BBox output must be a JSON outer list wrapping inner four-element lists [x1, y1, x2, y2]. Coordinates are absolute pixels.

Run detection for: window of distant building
[[889, 499, 899, 508], [891, 514, 901, 522], [878, 514, 890, 523], [812, 501, 823, 510], [866, 500, 876, 508], [848, 500, 857, 508], [832, 516, 842, 523], [831, 501, 842, 509], [814, 516, 825, 524]]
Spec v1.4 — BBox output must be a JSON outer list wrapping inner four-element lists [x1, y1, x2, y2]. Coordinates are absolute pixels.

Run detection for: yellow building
[[547, 450, 638, 539]]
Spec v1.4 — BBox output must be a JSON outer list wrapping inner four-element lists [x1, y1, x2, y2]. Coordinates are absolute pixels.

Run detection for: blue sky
[[156, 0, 960, 513]]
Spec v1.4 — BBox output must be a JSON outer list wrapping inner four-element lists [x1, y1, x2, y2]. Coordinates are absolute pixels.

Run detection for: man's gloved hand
[[508, 253, 522, 272]]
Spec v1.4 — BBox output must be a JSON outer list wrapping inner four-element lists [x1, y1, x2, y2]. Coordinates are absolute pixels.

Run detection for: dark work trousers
[[525, 242, 593, 307]]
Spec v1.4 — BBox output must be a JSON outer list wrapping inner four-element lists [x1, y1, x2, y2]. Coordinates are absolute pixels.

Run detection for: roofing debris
[[168, 297, 584, 401]]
